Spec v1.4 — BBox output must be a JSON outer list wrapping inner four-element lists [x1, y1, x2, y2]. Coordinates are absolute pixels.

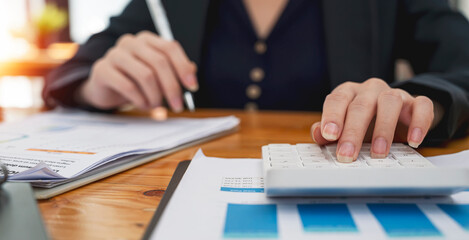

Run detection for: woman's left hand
[[311, 78, 437, 163]]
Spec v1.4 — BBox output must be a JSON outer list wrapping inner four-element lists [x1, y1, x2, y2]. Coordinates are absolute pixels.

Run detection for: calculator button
[[297, 144, 322, 153], [303, 164, 334, 169], [271, 152, 296, 158], [270, 157, 297, 162], [389, 143, 405, 148], [398, 158, 427, 164], [334, 161, 362, 167], [296, 143, 319, 149], [400, 162, 433, 168], [325, 144, 337, 150], [269, 149, 293, 154], [371, 164, 401, 168], [270, 158, 298, 164], [366, 158, 396, 165], [338, 164, 363, 168], [391, 148, 416, 154], [392, 153, 420, 159], [302, 158, 329, 164], [299, 153, 325, 158], [301, 156, 328, 161], [271, 163, 302, 169], [360, 152, 393, 160]]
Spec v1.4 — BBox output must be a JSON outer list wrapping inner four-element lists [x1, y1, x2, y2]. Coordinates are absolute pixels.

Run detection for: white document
[[0, 110, 239, 182], [151, 150, 469, 240], [428, 150, 469, 167]]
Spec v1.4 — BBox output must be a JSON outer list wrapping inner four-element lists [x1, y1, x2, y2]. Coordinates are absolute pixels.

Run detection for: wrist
[[74, 79, 93, 107]]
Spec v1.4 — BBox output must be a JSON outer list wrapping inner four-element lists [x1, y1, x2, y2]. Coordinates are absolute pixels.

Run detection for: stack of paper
[[150, 150, 469, 240], [0, 110, 239, 188]]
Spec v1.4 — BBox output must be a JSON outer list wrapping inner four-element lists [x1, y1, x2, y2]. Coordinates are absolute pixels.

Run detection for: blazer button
[[250, 67, 264, 82], [246, 84, 261, 99], [254, 41, 267, 54]]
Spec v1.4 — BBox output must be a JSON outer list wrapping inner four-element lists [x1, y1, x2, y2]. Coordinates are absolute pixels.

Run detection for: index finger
[[138, 32, 198, 91], [320, 82, 358, 141]]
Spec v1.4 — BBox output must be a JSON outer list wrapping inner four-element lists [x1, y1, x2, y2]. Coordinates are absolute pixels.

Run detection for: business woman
[[45, 0, 469, 162]]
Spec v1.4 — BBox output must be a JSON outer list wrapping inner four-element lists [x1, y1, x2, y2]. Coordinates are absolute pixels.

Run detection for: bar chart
[[297, 204, 358, 232], [437, 204, 469, 231], [224, 204, 278, 238], [367, 203, 441, 237], [223, 203, 469, 239]]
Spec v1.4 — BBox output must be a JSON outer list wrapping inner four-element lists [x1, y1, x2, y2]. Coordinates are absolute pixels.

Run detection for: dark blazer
[[45, 0, 469, 144]]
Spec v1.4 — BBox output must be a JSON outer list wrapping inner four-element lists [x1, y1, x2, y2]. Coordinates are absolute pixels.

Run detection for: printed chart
[[221, 177, 264, 193], [223, 203, 469, 239]]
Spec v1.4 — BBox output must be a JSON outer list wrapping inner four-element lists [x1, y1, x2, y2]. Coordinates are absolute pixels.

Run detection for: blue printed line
[[220, 187, 264, 193]]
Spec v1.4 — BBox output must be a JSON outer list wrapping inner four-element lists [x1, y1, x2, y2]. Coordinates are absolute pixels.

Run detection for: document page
[[0, 110, 239, 181], [151, 150, 469, 240]]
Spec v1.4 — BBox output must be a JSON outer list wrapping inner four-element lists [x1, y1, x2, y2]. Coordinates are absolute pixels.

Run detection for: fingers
[[370, 89, 404, 158], [320, 82, 358, 141], [407, 96, 434, 148], [100, 61, 147, 109], [311, 122, 333, 145], [150, 53, 184, 112], [112, 32, 189, 112], [337, 95, 377, 162], [138, 31, 198, 91], [319, 77, 435, 162], [335, 79, 388, 162], [107, 49, 162, 109]]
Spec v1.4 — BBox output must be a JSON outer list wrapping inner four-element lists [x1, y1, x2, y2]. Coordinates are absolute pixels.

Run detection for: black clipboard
[[141, 160, 191, 240]]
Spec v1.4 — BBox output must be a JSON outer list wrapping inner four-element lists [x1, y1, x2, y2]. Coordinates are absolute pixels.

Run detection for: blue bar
[[224, 204, 278, 238], [437, 204, 469, 231], [368, 204, 441, 237], [220, 187, 264, 193], [297, 204, 358, 232]]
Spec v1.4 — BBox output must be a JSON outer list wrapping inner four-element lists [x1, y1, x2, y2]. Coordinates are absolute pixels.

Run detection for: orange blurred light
[[0, 0, 31, 61]]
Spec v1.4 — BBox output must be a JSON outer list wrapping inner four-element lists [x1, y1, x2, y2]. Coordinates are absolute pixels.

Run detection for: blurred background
[[0, 0, 467, 114]]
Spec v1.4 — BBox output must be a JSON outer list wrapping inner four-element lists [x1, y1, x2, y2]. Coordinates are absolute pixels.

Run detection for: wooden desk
[[28, 109, 468, 239]]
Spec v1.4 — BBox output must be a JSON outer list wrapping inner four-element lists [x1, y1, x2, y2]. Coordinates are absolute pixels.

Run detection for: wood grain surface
[[21, 109, 467, 240]]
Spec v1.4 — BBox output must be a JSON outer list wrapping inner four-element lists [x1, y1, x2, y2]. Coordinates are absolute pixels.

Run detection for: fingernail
[[409, 128, 422, 148], [323, 123, 339, 141], [171, 97, 183, 113], [337, 142, 355, 163], [185, 74, 198, 92], [371, 137, 387, 158]]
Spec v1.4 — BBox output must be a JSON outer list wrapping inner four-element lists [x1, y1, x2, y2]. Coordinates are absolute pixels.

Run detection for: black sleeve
[[43, 0, 156, 110], [391, 0, 469, 145]]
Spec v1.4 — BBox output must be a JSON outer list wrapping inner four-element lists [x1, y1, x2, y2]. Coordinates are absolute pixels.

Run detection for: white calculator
[[262, 143, 469, 197]]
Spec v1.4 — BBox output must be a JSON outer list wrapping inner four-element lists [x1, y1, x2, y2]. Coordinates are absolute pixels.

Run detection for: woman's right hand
[[78, 31, 198, 111]]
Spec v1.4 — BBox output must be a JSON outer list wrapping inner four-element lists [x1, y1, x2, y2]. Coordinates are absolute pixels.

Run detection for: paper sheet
[[428, 150, 469, 167], [0, 110, 239, 181], [151, 150, 469, 240]]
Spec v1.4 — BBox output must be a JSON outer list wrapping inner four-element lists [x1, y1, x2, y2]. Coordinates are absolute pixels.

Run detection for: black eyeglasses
[[0, 162, 8, 186]]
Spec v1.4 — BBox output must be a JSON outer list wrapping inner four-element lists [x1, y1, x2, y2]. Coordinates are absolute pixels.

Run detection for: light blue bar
[[220, 187, 264, 193], [368, 204, 441, 237], [297, 204, 358, 232], [437, 204, 469, 231], [224, 204, 278, 238]]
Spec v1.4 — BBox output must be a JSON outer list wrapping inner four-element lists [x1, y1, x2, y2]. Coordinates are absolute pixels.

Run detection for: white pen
[[146, 0, 196, 112]]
